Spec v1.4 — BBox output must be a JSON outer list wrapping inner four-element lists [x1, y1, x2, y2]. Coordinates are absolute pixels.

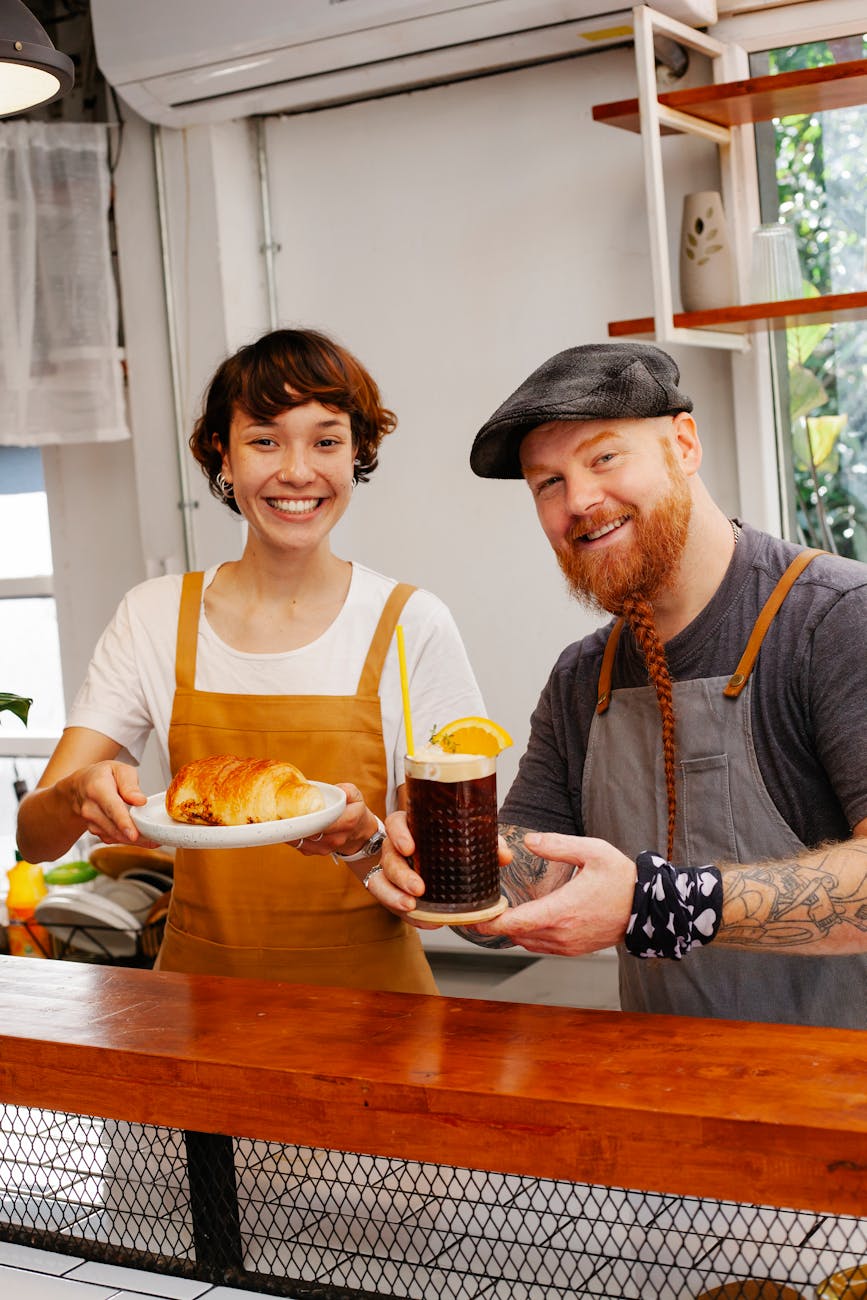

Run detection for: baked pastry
[[166, 754, 325, 826]]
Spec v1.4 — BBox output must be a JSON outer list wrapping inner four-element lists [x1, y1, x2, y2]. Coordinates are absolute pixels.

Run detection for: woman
[[17, 327, 484, 993]]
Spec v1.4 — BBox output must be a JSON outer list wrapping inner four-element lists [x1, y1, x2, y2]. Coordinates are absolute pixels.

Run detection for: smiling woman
[[16, 327, 486, 994]]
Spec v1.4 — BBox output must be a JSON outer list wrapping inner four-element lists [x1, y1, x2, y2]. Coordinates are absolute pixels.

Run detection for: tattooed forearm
[[456, 824, 576, 949], [498, 824, 575, 903], [718, 840, 867, 953]]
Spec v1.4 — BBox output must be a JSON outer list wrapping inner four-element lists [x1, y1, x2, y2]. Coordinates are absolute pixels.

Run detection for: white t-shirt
[[68, 563, 485, 811]]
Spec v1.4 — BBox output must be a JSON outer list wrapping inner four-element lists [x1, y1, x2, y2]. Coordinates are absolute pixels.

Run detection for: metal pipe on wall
[[152, 123, 196, 572], [256, 116, 280, 332]]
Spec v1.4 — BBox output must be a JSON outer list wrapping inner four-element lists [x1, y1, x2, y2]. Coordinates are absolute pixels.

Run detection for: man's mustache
[[565, 511, 634, 547]]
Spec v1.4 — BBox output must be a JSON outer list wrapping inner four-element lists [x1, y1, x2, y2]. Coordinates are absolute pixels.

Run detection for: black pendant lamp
[[0, 0, 74, 117]]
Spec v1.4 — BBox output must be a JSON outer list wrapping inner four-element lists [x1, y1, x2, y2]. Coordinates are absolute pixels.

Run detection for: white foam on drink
[[405, 745, 495, 782]]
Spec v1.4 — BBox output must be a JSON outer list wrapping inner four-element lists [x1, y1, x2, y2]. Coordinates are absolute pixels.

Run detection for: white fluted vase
[[679, 191, 737, 312]]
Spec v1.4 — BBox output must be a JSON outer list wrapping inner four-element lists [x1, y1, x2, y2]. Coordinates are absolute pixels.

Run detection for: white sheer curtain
[[0, 121, 129, 446]]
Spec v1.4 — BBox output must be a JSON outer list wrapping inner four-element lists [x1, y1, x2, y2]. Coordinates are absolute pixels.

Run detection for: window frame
[[711, 2, 867, 541], [0, 572, 60, 761]]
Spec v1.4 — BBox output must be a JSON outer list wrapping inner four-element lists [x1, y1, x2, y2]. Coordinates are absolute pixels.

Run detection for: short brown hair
[[189, 328, 397, 514]]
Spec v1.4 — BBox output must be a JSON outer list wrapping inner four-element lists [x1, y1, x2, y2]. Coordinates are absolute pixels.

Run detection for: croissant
[[166, 754, 325, 826]]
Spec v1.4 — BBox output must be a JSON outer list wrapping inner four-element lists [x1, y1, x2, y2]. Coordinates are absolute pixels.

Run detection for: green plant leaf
[[806, 413, 848, 467], [789, 364, 828, 424], [785, 283, 830, 367], [0, 693, 32, 725]]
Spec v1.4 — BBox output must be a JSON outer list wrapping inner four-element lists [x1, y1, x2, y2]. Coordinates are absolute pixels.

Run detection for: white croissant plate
[[129, 781, 347, 850]]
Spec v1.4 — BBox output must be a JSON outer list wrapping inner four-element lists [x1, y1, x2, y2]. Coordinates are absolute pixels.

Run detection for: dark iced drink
[[405, 751, 501, 915]]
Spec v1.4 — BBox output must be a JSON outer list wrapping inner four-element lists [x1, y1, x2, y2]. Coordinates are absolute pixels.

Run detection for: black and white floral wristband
[[625, 850, 723, 960]]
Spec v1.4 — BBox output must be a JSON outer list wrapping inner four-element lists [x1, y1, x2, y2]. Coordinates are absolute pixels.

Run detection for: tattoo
[[456, 824, 575, 950], [720, 841, 867, 951]]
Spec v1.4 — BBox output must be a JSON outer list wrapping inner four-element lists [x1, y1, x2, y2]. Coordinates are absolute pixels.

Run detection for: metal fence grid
[[1, 1103, 865, 1299]]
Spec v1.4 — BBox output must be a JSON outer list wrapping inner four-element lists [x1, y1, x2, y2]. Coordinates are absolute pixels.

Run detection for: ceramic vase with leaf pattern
[[679, 191, 737, 312]]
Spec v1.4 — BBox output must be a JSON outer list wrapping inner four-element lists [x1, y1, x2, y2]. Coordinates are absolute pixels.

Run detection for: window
[[0, 445, 65, 866], [753, 33, 867, 557]]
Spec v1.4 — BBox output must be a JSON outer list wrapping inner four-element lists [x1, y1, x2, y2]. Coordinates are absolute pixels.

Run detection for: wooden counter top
[[1, 956, 865, 1216]]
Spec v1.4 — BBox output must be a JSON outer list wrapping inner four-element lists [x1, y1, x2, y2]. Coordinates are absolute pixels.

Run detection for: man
[[375, 342, 867, 1027]]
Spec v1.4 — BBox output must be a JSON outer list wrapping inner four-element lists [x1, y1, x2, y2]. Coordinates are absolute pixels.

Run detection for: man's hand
[[472, 833, 637, 956]]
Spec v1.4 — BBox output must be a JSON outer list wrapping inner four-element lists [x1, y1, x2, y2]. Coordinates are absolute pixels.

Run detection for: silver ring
[[310, 832, 323, 842], [293, 838, 305, 849], [362, 864, 384, 890]]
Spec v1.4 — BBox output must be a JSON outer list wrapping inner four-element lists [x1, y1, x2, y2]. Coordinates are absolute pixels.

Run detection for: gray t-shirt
[[502, 523, 867, 849]]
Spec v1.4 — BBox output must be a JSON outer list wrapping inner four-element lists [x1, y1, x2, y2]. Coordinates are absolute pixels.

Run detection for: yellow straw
[[396, 624, 415, 756]]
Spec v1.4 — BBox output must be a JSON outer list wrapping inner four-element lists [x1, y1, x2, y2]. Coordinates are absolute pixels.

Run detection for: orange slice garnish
[[430, 716, 513, 756]]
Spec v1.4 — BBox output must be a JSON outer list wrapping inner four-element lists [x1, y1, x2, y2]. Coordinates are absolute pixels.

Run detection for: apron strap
[[596, 618, 625, 715], [175, 571, 205, 692], [357, 582, 416, 696], [724, 549, 824, 698]]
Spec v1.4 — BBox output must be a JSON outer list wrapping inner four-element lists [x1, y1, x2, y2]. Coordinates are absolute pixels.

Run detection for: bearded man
[[375, 342, 867, 1028]]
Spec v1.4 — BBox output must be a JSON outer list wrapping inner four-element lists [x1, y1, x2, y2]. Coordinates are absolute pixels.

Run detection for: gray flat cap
[[470, 342, 694, 479]]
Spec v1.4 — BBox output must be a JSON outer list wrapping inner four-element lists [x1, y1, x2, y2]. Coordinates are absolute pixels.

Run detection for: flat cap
[[470, 342, 693, 479]]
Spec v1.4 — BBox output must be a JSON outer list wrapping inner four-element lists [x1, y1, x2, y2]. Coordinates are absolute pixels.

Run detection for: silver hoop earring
[[216, 472, 234, 500]]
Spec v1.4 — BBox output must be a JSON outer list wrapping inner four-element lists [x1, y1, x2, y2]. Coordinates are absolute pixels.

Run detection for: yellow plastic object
[[816, 1265, 867, 1298], [430, 716, 513, 757], [6, 860, 51, 958]]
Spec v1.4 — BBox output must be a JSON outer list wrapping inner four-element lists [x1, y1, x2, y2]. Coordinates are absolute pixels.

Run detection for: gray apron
[[582, 552, 867, 1028]]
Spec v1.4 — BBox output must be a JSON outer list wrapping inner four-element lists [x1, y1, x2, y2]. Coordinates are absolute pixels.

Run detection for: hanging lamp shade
[[0, 0, 74, 117]]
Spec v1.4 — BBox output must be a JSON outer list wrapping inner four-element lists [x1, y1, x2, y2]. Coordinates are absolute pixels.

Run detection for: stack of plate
[[34, 873, 163, 960], [117, 866, 174, 894]]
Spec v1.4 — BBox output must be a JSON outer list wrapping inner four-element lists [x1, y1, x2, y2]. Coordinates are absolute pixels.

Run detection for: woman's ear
[[212, 432, 228, 474]]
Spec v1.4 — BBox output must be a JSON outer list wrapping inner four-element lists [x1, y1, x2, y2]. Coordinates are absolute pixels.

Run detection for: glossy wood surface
[[592, 58, 867, 134], [1, 956, 865, 1216], [608, 291, 867, 338]]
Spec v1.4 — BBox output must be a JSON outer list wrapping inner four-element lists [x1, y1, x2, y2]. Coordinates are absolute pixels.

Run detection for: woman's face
[[220, 399, 356, 558]]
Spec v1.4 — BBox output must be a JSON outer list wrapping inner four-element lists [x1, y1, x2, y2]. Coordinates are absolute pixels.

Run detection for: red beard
[[556, 459, 692, 615]]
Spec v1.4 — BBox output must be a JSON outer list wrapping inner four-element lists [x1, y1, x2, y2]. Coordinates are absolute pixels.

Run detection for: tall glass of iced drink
[[404, 746, 507, 925]]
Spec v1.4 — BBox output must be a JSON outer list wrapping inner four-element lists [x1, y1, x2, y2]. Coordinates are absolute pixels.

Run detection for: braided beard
[[554, 457, 692, 616]]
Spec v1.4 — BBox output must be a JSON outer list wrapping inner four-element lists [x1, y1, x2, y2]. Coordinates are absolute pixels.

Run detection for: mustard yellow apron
[[156, 571, 437, 994]]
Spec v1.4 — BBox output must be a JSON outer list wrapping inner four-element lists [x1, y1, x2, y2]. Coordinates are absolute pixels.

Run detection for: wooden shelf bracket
[[631, 4, 754, 351]]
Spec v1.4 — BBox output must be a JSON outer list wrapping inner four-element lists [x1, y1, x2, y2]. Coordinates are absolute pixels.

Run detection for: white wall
[[59, 45, 741, 803], [260, 47, 739, 792]]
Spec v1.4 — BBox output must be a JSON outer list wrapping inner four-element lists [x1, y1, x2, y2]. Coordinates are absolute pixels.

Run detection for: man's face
[[519, 414, 695, 614]]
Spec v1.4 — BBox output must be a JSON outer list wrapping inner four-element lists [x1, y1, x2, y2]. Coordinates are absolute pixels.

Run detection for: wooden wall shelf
[[608, 290, 867, 339], [593, 57, 867, 135]]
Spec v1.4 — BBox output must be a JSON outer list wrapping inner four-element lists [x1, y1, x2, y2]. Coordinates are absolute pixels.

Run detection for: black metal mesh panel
[[2, 1104, 866, 1299]]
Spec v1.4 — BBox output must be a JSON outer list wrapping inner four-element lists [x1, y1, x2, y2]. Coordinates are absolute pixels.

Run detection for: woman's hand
[[56, 760, 157, 847], [373, 811, 442, 926], [289, 783, 380, 859], [372, 815, 515, 927]]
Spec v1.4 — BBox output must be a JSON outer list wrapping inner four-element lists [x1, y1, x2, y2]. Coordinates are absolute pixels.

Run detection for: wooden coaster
[[411, 895, 508, 927]]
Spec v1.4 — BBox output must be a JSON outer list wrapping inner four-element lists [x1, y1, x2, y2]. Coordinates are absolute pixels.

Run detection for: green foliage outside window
[[770, 36, 867, 557]]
